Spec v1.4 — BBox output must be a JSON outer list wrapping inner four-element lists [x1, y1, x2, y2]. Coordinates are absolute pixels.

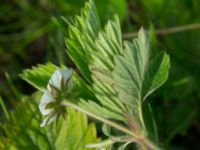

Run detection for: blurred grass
[[0, 0, 200, 149]]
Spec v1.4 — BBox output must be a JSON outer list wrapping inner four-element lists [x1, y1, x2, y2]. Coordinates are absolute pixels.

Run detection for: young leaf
[[21, 63, 59, 91]]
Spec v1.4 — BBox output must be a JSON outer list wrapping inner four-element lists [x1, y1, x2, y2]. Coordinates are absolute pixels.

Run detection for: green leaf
[[113, 28, 150, 109], [67, 0, 127, 121], [142, 52, 170, 100], [67, 1, 170, 130], [84, 15, 127, 121], [113, 28, 170, 129], [1, 92, 51, 150], [80, 100, 125, 121], [55, 108, 99, 150], [64, 1, 169, 149], [66, 0, 101, 82], [21, 62, 95, 102], [21, 63, 59, 91], [0, 92, 99, 150]]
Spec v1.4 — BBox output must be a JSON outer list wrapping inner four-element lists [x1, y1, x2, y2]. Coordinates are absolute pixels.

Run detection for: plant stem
[[62, 101, 138, 137], [139, 101, 147, 135], [123, 23, 200, 39], [62, 101, 159, 150]]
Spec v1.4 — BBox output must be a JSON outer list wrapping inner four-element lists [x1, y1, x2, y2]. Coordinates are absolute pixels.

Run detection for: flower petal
[[48, 70, 62, 91], [47, 69, 73, 92], [39, 91, 55, 115]]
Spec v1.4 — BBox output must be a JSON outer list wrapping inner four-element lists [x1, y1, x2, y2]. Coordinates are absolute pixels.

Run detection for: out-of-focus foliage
[[0, 92, 98, 150]]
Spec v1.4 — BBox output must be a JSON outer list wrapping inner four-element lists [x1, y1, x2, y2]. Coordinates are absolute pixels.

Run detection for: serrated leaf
[[113, 28, 170, 129], [79, 100, 125, 121], [66, 0, 101, 82], [67, 1, 170, 130], [63, 1, 170, 149], [67, 0, 127, 121], [21, 63, 59, 91], [87, 15, 127, 121], [142, 52, 170, 100], [113, 28, 150, 109]]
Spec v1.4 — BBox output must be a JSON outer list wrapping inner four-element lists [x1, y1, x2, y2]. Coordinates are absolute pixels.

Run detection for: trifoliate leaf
[[64, 2, 170, 149]]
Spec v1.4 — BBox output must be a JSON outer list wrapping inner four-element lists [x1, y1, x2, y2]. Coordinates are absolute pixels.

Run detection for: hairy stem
[[62, 101, 138, 137], [62, 101, 159, 150]]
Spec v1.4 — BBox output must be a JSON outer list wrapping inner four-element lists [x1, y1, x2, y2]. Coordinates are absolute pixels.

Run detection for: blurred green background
[[0, 0, 200, 149]]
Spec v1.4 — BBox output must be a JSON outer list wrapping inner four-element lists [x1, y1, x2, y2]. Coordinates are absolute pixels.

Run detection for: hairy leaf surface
[[66, 1, 170, 126], [113, 28, 170, 128], [66, 0, 127, 121]]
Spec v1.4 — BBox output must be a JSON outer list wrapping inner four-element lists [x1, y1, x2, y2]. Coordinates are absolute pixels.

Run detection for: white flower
[[39, 69, 74, 127], [39, 91, 55, 115]]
